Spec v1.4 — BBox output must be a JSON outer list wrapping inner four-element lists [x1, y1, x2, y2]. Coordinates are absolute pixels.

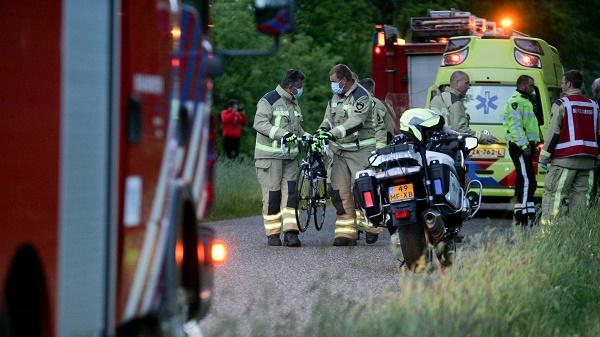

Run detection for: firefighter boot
[[284, 230, 301, 247], [267, 234, 282, 246], [366, 232, 379, 244], [333, 237, 357, 246]]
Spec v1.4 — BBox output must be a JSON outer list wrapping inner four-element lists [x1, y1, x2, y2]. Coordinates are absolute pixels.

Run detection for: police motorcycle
[[354, 108, 482, 270]]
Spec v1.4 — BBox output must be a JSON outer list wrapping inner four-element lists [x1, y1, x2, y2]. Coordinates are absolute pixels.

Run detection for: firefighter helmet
[[399, 108, 445, 141]]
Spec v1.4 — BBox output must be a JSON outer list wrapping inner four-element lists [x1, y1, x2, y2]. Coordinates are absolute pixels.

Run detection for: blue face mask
[[331, 81, 343, 94], [295, 87, 303, 98]]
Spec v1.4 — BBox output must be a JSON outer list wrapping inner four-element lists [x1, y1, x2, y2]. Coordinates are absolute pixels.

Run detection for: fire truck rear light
[[395, 210, 410, 219], [515, 49, 541, 68], [197, 243, 206, 264], [374, 46, 382, 55], [176, 241, 184, 265], [363, 191, 374, 208], [211, 240, 227, 266], [442, 48, 468, 66]]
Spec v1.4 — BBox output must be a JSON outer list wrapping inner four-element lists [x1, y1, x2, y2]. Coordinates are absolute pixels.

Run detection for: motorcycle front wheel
[[399, 220, 428, 271]]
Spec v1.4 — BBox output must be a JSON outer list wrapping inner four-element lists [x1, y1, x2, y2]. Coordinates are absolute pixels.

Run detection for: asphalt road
[[198, 204, 514, 335]]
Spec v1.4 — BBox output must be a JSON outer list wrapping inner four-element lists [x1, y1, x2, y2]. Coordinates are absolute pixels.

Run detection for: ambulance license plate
[[470, 147, 506, 159], [388, 184, 414, 203]]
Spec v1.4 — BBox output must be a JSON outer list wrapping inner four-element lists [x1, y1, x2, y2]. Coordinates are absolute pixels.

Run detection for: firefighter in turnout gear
[[254, 69, 308, 247], [503, 75, 540, 226], [429, 71, 498, 144], [540, 70, 600, 225], [316, 64, 382, 246]]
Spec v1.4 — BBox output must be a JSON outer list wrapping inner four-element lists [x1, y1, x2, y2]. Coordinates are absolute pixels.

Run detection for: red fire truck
[[372, 9, 505, 128], [0, 1, 292, 336]]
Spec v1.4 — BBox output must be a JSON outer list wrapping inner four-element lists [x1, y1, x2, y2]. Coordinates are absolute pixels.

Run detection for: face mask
[[331, 81, 343, 94], [295, 87, 303, 98]]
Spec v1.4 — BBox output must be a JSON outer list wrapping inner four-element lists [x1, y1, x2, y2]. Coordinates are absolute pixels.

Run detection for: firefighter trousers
[[255, 158, 299, 236], [541, 165, 594, 224], [508, 142, 536, 223], [330, 147, 374, 240]]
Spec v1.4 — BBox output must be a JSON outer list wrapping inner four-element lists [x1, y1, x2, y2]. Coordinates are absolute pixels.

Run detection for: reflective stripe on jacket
[[503, 91, 540, 148], [553, 95, 599, 158], [254, 85, 305, 159]]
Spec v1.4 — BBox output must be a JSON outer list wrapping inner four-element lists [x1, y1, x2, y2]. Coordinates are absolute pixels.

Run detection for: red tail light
[[394, 210, 410, 219], [374, 46, 382, 55], [514, 49, 541, 68], [171, 57, 180, 67], [363, 191, 374, 207], [442, 48, 468, 66]]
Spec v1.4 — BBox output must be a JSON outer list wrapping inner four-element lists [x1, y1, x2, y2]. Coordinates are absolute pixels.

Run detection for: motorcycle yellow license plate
[[388, 183, 414, 203]]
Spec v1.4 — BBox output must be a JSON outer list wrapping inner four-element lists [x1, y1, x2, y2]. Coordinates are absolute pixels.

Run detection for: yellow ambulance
[[427, 35, 564, 199]]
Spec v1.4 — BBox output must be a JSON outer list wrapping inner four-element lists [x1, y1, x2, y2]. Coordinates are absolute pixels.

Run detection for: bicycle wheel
[[313, 176, 327, 231], [295, 168, 313, 232]]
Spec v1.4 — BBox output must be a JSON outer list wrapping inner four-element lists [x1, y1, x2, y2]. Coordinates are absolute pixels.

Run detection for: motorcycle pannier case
[[354, 170, 381, 218], [429, 160, 461, 209]]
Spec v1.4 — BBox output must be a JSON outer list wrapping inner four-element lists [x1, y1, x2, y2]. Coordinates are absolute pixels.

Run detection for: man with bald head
[[429, 70, 498, 144]]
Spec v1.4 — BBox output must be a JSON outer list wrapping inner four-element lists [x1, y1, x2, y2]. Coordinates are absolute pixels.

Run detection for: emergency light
[[442, 48, 468, 66], [514, 49, 541, 68]]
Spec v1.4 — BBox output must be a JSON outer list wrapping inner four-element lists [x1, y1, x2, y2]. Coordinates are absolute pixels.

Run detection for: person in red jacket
[[220, 99, 247, 158]]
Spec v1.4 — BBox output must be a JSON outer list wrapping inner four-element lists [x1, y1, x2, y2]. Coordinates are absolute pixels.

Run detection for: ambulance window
[[464, 85, 514, 125]]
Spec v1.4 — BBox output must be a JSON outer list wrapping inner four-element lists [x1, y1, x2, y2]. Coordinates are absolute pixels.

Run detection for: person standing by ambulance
[[429, 70, 498, 144], [539, 70, 600, 224], [316, 64, 381, 246], [503, 75, 540, 226], [254, 69, 307, 247]]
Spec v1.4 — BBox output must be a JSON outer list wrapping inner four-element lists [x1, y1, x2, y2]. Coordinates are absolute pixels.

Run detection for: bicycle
[[295, 135, 329, 232]]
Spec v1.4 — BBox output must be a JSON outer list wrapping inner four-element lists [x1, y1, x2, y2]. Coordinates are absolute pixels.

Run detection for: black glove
[[316, 130, 335, 141], [283, 132, 298, 144]]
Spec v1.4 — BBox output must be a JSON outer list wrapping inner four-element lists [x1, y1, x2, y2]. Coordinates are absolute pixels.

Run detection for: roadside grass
[[208, 206, 600, 337], [207, 155, 262, 221]]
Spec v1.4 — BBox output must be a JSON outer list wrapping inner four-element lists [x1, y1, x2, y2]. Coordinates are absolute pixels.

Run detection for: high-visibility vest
[[553, 95, 599, 158]]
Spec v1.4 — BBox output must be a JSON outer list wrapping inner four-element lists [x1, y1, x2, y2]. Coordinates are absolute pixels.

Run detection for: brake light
[[515, 49, 541, 68], [394, 210, 410, 219], [171, 57, 180, 67], [363, 191, 374, 208], [374, 46, 382, 55], [442, 48, 468, 66], [211, 240, 227, 266]]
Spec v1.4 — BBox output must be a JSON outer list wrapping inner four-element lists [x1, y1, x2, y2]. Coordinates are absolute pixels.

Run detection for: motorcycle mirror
[[465, 137, 478, 150]]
